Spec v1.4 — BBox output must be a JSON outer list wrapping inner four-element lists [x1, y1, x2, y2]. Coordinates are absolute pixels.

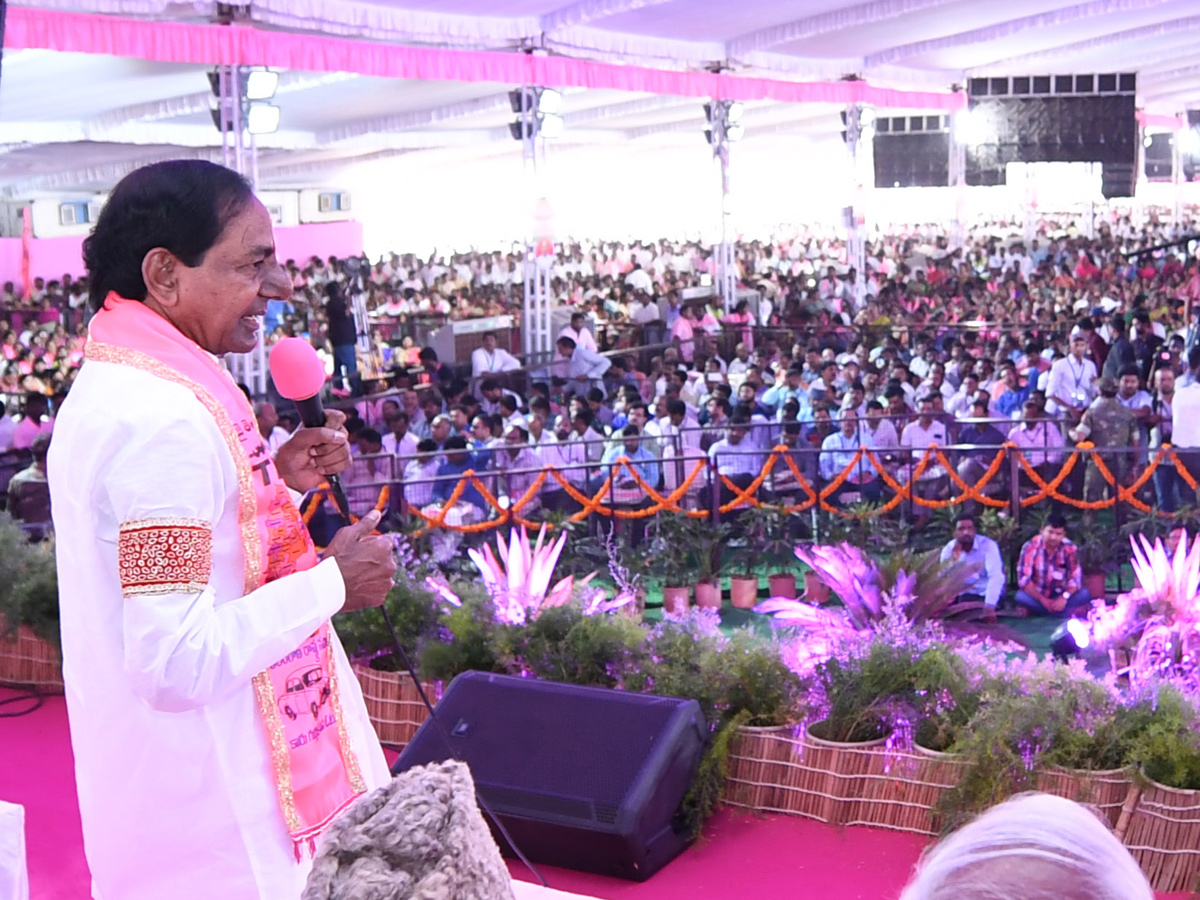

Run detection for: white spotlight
[[247, 103, 280, 135], [1178, 127, 1200, 156], [726, 123, 745, 142], [538, 88, 563, 115], [726, 101, 745, 123], [245, 68, 279, 101], [539, 113, 564, 139], [953, 107, 990, 147]]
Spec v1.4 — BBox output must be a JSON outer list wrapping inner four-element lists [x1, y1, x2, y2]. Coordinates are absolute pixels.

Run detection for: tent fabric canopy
[[0, 0, 1198, 194]]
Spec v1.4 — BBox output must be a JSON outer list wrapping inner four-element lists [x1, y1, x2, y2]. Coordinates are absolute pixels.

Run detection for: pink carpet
[[0, 688, 1193, 900]]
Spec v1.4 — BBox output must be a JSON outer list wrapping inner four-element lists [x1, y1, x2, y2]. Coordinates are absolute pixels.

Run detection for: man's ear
[[141, 248, 180, 307]]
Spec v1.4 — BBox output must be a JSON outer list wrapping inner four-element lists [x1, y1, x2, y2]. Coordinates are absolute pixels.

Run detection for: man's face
[[386, 415, 407, 439], [814, 410, 832, 430], [421, 400, 441, 421], [954, 518, 977, 549], [257, 403, 278, 433], [504, 428, 524, 453], [164, 200, 291, 355], [402, 391, 419, 414], [432, 420, 451, 443], [918, 402, 934, 425], [888, 394, 906, 414], [729, 425, 747, 445], [483, 334, 497, 352], [840, 414, 856, 436], [737, 346, 750, 362], [1158, 369, 1176, 394], [484, 386, 501, 402], [360, 437, 382, 454], [629, 407, 647, 429], [1071, 337, 1086, 359], [1119, 374, 1139, 398], [623, 433, 640, 454], [473, 419, 491, 442], [573, 416, 587, 435], [1043, 525, 1066, 552], [1167, 527, 1186, 556]]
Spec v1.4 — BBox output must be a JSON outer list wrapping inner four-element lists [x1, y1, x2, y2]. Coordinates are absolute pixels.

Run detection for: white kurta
[[48, 360, 390, 900]]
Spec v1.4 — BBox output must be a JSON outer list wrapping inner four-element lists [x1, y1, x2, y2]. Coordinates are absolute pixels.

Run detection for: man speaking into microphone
[[48, 161, 396, 900]]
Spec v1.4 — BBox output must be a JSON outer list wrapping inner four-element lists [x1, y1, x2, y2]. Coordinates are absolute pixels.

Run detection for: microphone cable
[[377, 603, 548, 889]]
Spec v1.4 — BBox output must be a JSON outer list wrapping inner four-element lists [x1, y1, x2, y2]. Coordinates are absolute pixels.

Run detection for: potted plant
[[0, 515, 62, 692], [733, 503, 799, 607], [1120, 685, 1200, 893], [693, 519, 732, 610], [1077, 534, 1119, 602], [651, 512, 698, 614]]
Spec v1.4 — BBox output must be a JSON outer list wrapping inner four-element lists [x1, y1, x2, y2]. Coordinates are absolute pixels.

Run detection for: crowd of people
[[6, 209, 1200, 584]]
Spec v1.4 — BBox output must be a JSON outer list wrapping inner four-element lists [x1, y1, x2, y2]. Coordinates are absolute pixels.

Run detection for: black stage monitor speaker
[[392, 671, 707, 881]]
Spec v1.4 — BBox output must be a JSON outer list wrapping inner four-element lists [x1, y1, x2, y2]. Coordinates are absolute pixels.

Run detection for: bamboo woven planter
[[849, 744, 968, 836], [1036, 765, 1134, 830], [351, 664, 439, 750], [1121, 780, 1200, 893], [0, 626, 63, 693], [724, 724, 797, 811]]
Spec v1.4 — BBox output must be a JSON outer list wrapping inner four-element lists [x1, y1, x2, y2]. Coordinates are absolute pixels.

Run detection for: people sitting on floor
[[939, 512, 1005, 615], [1014, 511, 1092, 617]]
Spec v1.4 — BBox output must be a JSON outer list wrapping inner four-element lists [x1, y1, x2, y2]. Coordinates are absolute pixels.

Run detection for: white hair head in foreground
[[899, 792, 1152, 900]]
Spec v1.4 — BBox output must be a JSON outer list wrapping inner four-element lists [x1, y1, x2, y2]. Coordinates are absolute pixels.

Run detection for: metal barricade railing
[[310, 434, 1193, 546]]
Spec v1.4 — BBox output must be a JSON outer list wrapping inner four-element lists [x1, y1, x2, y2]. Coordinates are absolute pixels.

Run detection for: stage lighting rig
[[209, 66, 281, 135], [704, 99, 745, 151], [508, 87, 564, 140], [1050, 618, 1091, 662]]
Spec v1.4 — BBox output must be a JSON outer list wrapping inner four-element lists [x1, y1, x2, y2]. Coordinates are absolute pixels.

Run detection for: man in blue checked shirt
[[600, 424, 660, 493]]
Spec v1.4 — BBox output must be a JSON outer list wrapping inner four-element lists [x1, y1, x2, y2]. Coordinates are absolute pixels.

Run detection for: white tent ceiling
[[1, 0, 1199, 195]]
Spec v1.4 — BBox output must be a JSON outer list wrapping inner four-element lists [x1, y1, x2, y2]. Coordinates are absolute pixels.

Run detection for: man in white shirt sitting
[[707, 412, 762, 514], [470, 331, 520, 380], [557, 336, 611, 394], [558, 312, 597, 355], [254, 401, 292, 457], [901, 396, 950, 529], [381, 409, 419, 458], [939, 512, 1006, 618], [820, 410, 881, 506]]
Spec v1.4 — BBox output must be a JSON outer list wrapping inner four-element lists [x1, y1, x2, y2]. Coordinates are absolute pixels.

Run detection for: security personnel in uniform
[[1070, 375, 1139, 525]]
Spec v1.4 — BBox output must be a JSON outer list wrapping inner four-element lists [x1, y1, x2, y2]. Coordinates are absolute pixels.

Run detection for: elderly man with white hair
[[899, 793, 1152, 900]]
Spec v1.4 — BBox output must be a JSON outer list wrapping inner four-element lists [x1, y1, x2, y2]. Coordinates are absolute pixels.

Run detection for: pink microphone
[[268, 338, 351, 518]]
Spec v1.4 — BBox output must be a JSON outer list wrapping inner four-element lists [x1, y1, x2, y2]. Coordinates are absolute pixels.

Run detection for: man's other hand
[[324, 510, 396, 611], [276, 409, 352, 493]]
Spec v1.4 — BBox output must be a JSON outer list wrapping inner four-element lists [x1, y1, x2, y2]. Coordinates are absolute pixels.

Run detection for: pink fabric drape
[[5, 7, 967, 111], [1136, 111, 1186, 131]]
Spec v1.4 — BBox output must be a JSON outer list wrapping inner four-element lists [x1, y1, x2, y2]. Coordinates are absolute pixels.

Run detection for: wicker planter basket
[[351, 664, 439, 750], [1036, 765, 1134, 830], [1121, 780, 1200, 894], [744, 722, 887, 825], [0, 626, 63, 693], [847, 744, 968, 836], [723, 724, 797, 811]]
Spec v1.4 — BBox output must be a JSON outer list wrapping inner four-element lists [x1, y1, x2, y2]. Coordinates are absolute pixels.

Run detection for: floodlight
[[859, 107, 876, 128], [1050, 618, 1091, 662], [247, 103, 281, 135], [245, 68, 279, 101], [953, 107, 991, 147], [726, 123, 745, 142], [726, 101, 744, 123], [1144, 135, 1155, 148], [538, 88, 562, 115], [539, 114, 564, 138], [1178, 127, 1200, 156]]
